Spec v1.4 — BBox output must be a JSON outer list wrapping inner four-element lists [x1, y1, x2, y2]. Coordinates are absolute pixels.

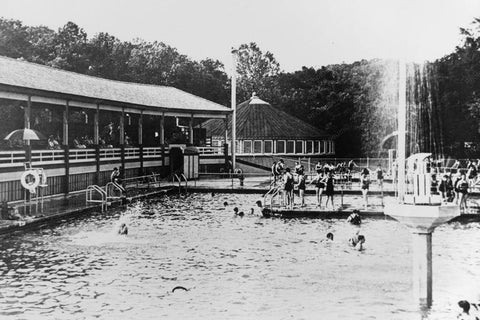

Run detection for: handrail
[[105, 182, 124, 201], [86, 184, 108, 212]]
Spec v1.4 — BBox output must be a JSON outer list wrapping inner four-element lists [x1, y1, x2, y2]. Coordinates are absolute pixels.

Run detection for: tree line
[[0, 17, 479, 157]]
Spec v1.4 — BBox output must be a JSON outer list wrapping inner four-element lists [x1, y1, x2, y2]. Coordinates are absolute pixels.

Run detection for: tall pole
[[231, 49, 237, 171], [397, 60, 407, 201]]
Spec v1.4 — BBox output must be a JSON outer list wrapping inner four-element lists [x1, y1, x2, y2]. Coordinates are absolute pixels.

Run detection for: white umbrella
[[4, 128, 47, 141]]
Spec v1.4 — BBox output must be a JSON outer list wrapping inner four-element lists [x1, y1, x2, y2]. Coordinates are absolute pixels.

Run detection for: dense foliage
[[0, 18, 479, 157]]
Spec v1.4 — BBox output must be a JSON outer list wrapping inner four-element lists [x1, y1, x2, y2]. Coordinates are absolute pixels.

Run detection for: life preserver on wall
[[20, 170, 40, 193], [234, 168, 243, 175]]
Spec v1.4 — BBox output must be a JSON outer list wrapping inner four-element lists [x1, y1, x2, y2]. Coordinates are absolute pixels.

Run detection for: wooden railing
[[0, 150, 26, 167], [69, 148, 96, 163], [32, 149, 65, 165], [143, 147, 163, 159], [124, 147, 140, 160], [196, 146, 224, 155]]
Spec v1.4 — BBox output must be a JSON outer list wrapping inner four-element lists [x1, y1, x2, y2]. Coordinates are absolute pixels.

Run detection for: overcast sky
[[2, 0, 479, 72]]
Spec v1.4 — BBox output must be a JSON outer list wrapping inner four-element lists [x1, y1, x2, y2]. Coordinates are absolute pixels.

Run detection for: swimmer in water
[[233, 207, 244, 217], [326, 232, 334, 241], [118, 223, 128, 235], [347, 210, 362, 225], [349, 233, 365, 251], [223, 201, 229, 207], [457, 300, 479, 320]]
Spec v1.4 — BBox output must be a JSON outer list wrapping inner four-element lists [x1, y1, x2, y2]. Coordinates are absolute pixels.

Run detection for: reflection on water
[[0, 193, 479, 319]]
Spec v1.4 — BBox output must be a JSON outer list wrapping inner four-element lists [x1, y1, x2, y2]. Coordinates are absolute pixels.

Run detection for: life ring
[[234, 168, 243, 175], [20, 170, 40, 192]]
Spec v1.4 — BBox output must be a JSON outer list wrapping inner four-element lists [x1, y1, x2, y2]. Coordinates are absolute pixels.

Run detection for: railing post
[[120, 145, 125, 177], [139, 145, 144, 176], [224, 143, 229, 171], [95, 145, 100, 186], [64, 145, 70, 195]]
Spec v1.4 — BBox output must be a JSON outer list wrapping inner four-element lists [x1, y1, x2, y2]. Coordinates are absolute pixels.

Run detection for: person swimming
[[118, 223, 128, 235], [326, 232, 334, 241], [233, 207, 244, 217], [349, 233, 365, 251], [457, 300, 479, 320], [347, 210, 362, 225]]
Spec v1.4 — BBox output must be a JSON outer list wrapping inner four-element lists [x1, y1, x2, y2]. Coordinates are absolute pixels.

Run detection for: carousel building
[[201, 94, 335, 156]]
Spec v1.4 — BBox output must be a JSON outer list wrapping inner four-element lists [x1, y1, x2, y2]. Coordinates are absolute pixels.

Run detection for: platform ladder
[[173, 173, 188, 194], [263, 182, 284, 209], [105, 182, 125, 203], [86, 185, 108, 212]]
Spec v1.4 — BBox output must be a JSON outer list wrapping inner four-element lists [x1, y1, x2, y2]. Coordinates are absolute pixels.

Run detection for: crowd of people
[[270, 159, 383, 210]]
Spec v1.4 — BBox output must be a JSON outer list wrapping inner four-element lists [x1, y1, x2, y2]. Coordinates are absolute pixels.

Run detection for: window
[[264, 140, 273, 153], [243, 140, 252, 154], [326, 141, 331, 154], [320, 140, 325, 154], [331, 141, 335, 154], [286, 140, 295, 154], [276, 140, 285, 154], [236, 140, 241, 153], [295, 141, 303, 154], [306, 141, 313, 154], [314, 140, 320, 154], [253, 140, 262, 153]]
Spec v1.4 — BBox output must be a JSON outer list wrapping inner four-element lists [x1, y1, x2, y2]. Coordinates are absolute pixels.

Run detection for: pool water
[[0, 193, 479, 320]]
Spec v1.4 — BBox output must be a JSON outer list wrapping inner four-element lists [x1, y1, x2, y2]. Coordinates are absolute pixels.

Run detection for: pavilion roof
[[200, 94, 330, 140], [0, 55, 230, 116]]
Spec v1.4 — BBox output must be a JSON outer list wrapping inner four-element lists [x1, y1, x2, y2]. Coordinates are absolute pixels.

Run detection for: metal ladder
[[86, 185, 108, 212], [263, 182, 283, 209], [105, 182, 124, 202], [173, 173, 188, 194]]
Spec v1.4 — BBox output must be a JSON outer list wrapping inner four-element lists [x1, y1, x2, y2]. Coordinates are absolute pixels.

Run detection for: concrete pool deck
[[0, 175, 479, 236]]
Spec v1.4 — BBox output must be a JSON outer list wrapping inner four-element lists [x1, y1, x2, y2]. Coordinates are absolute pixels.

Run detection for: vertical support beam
[[94, 104, 100, 185], [119, 108, 125, 145], [160, 112, 165, 145], [189, 114, 194, 144], [138, 111, 143, 145], [224, 116, 229, 146], [120, 108, 125, 175], [63, 101, 70, 195], [94, 104, 99, 145], [398, 61, 407, 201], [412, 232, 433, 308], [139, 111, 144, 176], [24, 96, 32, 162], [160, 112, 166, 175], [231, 51, 237, 170]]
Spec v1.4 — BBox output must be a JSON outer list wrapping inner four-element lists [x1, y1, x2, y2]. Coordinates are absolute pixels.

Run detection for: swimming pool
[[0, 193, 479, 319]]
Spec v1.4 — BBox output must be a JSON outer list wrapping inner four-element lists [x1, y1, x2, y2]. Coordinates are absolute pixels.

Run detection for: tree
[[48, 21, 90, 73], [0, 19, 30, 58], [234, 42, 281, 102]]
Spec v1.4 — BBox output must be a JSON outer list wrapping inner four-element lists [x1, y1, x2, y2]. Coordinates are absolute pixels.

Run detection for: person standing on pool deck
[[295, 168, 306, 207], [360, 169, 371, 209], [324, 172, 335, 209], [310, 171, 326, 207], [283, 168, 294, 209], [456, 173, 469, 213], [375, 164, 384, 189]]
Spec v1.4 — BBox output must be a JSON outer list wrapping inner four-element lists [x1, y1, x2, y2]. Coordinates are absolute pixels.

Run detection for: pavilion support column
[[189, 114, 194, 144], [94, 104, 100, 186], [23, 97, 32, 205], [63, 101, 70, 195], [24, 96, 32, 163], [139, 111, 144, 176], [160, 113, 165, 174], [120, 109, 125, 176], [224, 117, 229, 170]]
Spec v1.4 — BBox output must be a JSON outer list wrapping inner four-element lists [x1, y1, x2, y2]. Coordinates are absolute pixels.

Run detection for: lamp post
[[231, 48, 238, 171]]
